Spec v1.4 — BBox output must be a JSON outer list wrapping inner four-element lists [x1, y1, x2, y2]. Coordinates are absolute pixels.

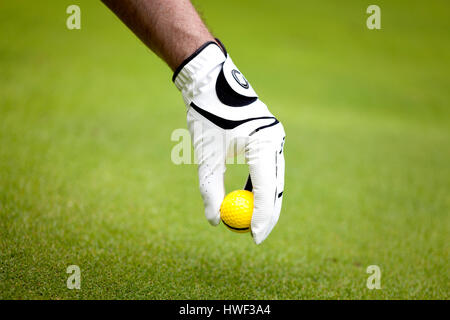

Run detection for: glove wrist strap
[[172, 41, 226, 92]]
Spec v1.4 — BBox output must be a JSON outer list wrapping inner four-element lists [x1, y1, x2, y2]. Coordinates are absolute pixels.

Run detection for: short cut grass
[[0, 0, 448, 299]]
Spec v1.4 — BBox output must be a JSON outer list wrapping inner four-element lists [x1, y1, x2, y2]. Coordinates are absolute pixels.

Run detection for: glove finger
[[246, 123, 285, 244], [188, 110, 226, 226]]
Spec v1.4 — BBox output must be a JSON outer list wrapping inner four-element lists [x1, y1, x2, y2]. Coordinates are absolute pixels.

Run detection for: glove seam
[[172, 41, 224, 83]]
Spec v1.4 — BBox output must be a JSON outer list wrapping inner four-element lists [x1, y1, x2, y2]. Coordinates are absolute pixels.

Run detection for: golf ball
[[220, 190, 254, 233]]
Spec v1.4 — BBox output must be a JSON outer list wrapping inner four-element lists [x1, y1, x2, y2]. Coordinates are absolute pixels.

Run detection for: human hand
[[173, 41, 285, 244]]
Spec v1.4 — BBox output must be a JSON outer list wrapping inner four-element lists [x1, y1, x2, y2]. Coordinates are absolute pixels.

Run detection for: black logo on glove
[[231, 69, 249, 89]]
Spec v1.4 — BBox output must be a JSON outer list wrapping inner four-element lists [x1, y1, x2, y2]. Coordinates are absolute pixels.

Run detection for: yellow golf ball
[[220, 190, 254, 233]]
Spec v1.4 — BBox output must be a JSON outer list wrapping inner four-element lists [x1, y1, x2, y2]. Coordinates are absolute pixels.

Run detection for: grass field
[[0, 0, 449, 299]]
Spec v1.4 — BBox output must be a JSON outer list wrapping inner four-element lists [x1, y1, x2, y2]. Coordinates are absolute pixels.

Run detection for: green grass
[[0, 0, 449, 299]]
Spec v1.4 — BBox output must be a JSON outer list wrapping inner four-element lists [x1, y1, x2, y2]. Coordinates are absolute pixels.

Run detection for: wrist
[[172, 41, 226, 91]]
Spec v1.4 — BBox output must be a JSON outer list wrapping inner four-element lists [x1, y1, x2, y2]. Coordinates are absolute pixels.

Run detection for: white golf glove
[[173, 40, 285, 244]]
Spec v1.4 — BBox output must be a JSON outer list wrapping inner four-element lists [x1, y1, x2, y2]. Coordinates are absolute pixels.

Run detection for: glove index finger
[[188, 109, 227, 226]]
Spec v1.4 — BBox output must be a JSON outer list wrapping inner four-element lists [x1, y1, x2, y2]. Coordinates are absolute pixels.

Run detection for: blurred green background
[[0, 0, 449, 299]]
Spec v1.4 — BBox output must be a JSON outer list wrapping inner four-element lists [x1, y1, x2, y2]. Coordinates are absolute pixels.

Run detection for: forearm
[[101, 0, 216, 71]]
